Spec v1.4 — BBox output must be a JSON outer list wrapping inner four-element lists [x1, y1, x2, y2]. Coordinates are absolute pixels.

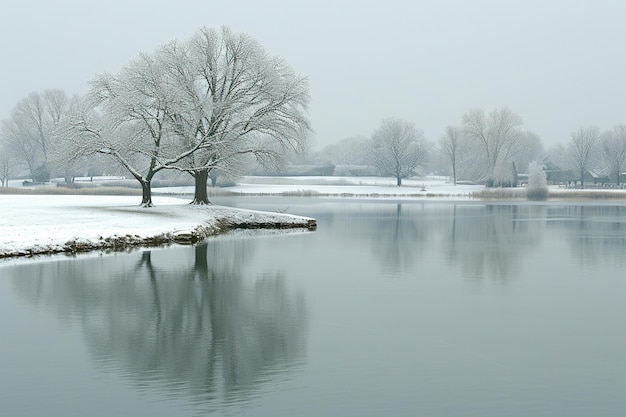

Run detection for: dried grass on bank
[[472, 187, 626, 200]]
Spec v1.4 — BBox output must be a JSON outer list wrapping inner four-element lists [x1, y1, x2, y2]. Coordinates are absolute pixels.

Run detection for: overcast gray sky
[[1, 0, 625, 149]]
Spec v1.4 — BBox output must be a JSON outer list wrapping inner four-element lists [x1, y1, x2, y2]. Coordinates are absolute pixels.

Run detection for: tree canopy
[[369, 118, 426, 186], [59, 26, 311, 206]]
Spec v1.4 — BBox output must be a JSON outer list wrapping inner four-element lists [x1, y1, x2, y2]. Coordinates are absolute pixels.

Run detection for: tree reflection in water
[[444, 204, 543, 281], [370, 203, 432, 273], [11, 241, 308, 412], [546, 204, 626, 268], [324, 202, 626, 281]]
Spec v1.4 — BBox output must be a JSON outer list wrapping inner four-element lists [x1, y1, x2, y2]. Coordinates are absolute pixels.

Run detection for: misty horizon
[[2, 1, 626, 149]]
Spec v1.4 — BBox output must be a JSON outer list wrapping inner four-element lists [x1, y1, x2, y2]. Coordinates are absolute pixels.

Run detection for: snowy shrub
[[526, 161, 548, 200], [491, 160, 517, 188]]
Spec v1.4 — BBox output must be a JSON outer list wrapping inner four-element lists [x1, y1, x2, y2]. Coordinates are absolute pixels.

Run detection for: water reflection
[[546, 205, 626, 267], [442, 204, 541, 280], [11, 241, 308, 413], [282, 200, 626, 281], [3, 199, 626, 416], [369, 203, 433, 273]]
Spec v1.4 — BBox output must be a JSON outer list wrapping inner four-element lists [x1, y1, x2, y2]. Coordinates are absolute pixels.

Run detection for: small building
[[545, 168, 609, 187]]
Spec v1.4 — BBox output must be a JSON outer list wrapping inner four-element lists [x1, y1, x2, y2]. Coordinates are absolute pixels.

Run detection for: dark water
[[1, 198, 625, 417]]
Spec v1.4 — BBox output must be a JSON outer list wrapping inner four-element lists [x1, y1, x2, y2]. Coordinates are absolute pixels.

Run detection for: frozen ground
[[4, 175, 626, 260], [1, 175, 479, 261], [154, 176, 486, 198], [0, 194, 314, 259]]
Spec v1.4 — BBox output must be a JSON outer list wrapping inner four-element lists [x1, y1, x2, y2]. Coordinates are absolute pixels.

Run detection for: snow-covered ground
[[155, 176, 486, 198], [5, 175, 626, 260], [0, 194, 314, 260]]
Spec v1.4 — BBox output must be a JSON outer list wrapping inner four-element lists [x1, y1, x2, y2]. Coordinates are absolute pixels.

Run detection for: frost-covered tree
[[1, 115, 38, 179], [439, 126, 463, 185], [492, 159, 517, 187], [463, 107, 524, 184], [568, 126, 600, 188], [526, 161, 548, 199], [601, 125, 626, 185], [369, 118, 426, 186], [60, 26, 310, 206], [164, 27, 311, 204], [0, 138, 13, 187], [60, 48, 199, 206], [1, 90, 71, 180]]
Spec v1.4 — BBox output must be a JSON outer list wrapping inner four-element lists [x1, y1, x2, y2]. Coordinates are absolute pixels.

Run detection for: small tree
[[601, 125, 626, 185], [568, 126, 600, 189], [439, 126, 462, 185], [492, 159, 517, 187], [369, 118, 426, 186], [0, 143, 12, 187], [526, 161, 548, 199]]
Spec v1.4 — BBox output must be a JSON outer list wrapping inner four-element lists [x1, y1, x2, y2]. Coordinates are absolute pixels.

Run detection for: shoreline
[[0, 195, 316, 261], [0, 216, 316, 260], [4, 183, 626, 261]]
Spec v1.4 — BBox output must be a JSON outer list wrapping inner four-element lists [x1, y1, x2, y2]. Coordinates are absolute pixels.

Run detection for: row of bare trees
[[0, 26, 311, 205], [441, 115, 626, 187], [549, 125, 626, 187], [439, 107, 543, 186], [315, 108, 541, 187], [0, 89, 79, 187], [314, 107, 626, 189]]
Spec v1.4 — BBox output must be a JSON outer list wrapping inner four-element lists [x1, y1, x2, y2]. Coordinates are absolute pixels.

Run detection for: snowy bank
[[0, 195, 316, 259]]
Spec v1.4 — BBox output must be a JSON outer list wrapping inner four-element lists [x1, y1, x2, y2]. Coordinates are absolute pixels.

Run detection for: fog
[[2, 0, 626, 148]]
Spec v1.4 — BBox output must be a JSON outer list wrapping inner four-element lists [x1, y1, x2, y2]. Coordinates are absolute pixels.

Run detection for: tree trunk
[[396, 176, 402, 186], [580, 168, 585, 189], [452, 164, 457, 186], [191, 169, 211, 205], [141, 180, 153, 207]]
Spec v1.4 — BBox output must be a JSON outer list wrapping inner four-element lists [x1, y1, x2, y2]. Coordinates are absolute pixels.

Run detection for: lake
[[1, 198, 624, 416]]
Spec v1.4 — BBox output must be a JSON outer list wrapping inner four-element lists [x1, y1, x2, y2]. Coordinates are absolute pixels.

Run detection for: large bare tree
[[1, 89, 70, 181], [369, 118, 426, 186], [568, 126, 600, 188], [164, 27, 311, 204], [463, 107, 524, 184], [61, 26, 311, 206]]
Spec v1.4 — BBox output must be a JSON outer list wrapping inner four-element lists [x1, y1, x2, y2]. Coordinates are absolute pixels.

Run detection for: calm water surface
[[1, 198, 625, 416]]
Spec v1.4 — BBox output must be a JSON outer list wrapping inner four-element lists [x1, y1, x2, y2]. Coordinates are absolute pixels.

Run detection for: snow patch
[[0, 195, 315, 260]]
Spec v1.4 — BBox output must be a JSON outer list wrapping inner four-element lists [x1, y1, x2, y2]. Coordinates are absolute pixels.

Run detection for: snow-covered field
[[155, 176, 486, 198], [4, 175, 626, 260], [1, 176, 479, 261], [0, 194, 314, 260]]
